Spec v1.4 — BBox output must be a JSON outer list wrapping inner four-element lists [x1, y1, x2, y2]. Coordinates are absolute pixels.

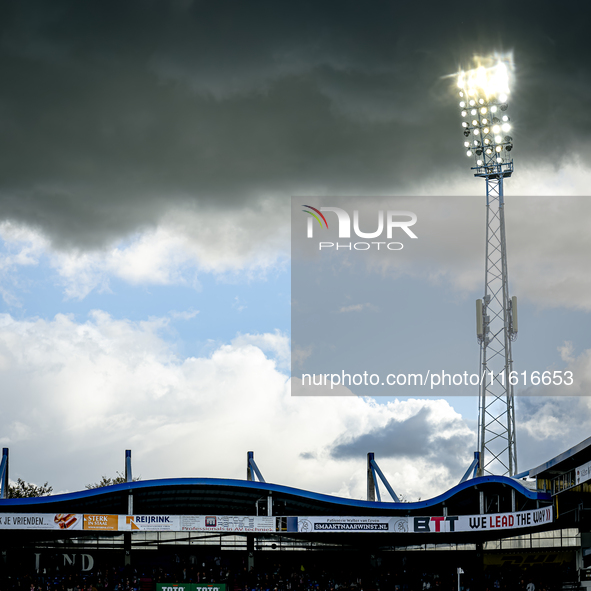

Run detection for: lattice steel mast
[[456, 59, 518, 476]]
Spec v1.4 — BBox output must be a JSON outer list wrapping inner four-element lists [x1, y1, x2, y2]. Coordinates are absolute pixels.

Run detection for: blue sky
[[3, 254, 291, 360]]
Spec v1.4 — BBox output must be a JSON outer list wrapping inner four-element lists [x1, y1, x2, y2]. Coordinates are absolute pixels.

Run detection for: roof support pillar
[[367, 453, 399, 502], [367, 453, 376, 501], [125, 450, 133, 515], [247, 451, 265, 482], [459, 451, 480, 484], [0, 448, 8, 499]]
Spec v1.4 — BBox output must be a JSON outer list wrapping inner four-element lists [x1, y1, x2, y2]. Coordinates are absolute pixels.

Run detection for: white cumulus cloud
[[0, 310, 477, 500]]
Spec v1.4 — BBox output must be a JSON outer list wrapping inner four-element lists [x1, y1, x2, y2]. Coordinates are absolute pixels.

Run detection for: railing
[[552, 469, 577, 495]]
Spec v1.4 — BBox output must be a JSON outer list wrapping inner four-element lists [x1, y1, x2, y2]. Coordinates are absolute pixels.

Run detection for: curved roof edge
[[0, 475, 550, 510]]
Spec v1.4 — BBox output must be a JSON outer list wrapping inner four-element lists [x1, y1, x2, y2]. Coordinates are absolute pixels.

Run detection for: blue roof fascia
[[0, 475, 550, 510]]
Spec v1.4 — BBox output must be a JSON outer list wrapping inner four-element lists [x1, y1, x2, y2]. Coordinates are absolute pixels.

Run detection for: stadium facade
[[1, 439, 591, 588]]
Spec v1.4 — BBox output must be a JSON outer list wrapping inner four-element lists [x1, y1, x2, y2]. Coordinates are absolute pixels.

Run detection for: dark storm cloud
[[330, 406, 473, 476], [0, 0, 589, 248]]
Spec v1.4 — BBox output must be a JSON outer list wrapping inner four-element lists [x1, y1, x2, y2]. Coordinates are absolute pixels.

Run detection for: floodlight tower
[[457, 60, 518, 476]]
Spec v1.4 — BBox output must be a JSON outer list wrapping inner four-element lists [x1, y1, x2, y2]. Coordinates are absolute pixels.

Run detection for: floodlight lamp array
[[457, 59, 514, 175], [458, 88, 513, 174]]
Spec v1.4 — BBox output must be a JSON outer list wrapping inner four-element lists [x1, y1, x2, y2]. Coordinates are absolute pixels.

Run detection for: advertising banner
[[81, 514, 274, 532], [83, 515, 180, 531], [83, 515, 119, 531], [156, 585, 226, 591], [297, 507, 553, 533], [83, 515, 277, 532], [576, 462, 591, 485], [297, 516, 404, 533], [0, 509, 552, 533], [180, 515, 275, 532], [126, 515, 180, 531], [0, 513, 82, 530], [411, 507, 553, 533]]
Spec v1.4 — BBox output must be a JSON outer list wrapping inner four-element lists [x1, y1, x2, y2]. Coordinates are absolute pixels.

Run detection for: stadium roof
[[528, 435, 591, 479], [0, 475, 550, 517]]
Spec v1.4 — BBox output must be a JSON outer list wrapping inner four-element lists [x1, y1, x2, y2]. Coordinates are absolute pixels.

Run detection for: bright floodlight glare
[[455, 54, 514, 171], [457, 57, 512, 100]]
